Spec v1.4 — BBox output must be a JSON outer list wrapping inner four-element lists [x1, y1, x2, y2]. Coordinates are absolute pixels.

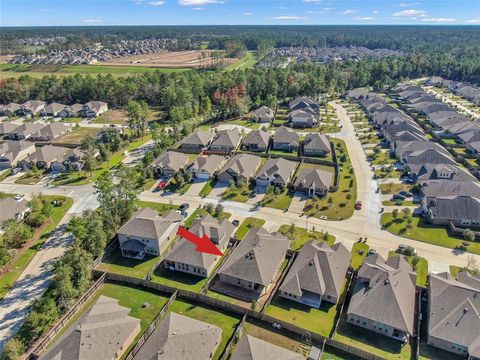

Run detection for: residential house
[[2, 103, 21, 117], [303, 133, 331, 157], [252, 106, 274, 124], [272, 126, 299, 152], [151, 151, 189, 178], [242, 130, 270, 152], [29, 123, 71, 142], [209, 128, 242, 154], [289, 108, 319, 128], [21, 100, 46, 116], [80, 101, 108, 117], [394, 141, 448, 162], [58, 103, 83, 118], [164, 214, 235, 278], [347, 254, 416, 341], [255, 157, 297, 187], [22, 145, 84, 172], [416, 163, 476, 183], [420, 180, 480, 199], [0, 122, 20, 136], [41, 102, 67, 117], [279, 241, 350, 308], [346, 88, 370, 100], [180, 130, 215, 153], [289, 97, 320, 113], [39, 296, 140, 360], [132, 312, 222, 360], [423, 195, 480, 230], [117, 208, 183, 259], [7, 123, 44, 140], [0, 197, 30, 224], [231, 335, 304, 360], [294, 168, 333, 197], [404, 149, 457, 178], [217, 227, 290, 298], [427, 271, 480, 358], [217, 153, 262, 184], [186, 154, 226, 180], [0, 140, 36, 169]]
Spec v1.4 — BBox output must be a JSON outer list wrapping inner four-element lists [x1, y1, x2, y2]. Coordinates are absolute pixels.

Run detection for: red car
[[355, 201, 362, 210], [156, 181, 167, 191]]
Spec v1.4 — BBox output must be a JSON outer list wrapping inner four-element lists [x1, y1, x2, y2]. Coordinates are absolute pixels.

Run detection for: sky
[[1, 0, 479, 27]]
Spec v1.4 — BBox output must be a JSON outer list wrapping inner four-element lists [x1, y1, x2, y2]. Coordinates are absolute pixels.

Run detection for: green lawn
[[15, 171, 44, 185], [304, 139, 357, 220], [0, 169, 12, 182], [166, 179, 192, 194], [379, 183, 412, 195], [235, 217, 266, 240], [388, 251, 429, 287], [169, 298, 241, 360], [225, 51, 258, 71], [152, 266, 210, 293], [222, 183, 253, 202], [138, 201, 178, 214], [261, 189, 294, 211], [0, 63, 191, 79], [278, 225, 335, 251], [419, 344, 461, 360], [374, 167, 404, 179], [351, 242, 369, 270], [199, 179, 216, 197], [382, 200, 416, 206], [369, 151, 396, 166], [381, 213, 480, 255], [0, 196, 73, 299], [224, 117, 260, 129], [96, 248, 160, 279], [184, 208, 231, 228]]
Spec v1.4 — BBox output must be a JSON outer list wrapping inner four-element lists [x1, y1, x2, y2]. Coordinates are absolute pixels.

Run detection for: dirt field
[[100, 50, 238, 69]]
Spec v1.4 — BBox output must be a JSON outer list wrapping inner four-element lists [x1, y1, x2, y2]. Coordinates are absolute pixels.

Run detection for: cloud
[[271, 16, 307, 20], [83, 19, 103, 23], [178, 0, 223, 5], [244, 12, 253, 16], [340, 9, 356, 15], [465, 18, 480, 23], [147, 1, 165, 5], [303, 0, 322, 2], [278, 6, 287, 9], [393, 9, 426, 17], [372, 10, 379, 14], [399, 2, 420, 6], [354, 17, 376, 20], [308, 7, 332, 14], [192, 7, 203, 10], [421, 17, 456, 22]]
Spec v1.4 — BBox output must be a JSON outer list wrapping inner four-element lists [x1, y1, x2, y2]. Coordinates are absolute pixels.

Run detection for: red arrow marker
[[177, 226, 224, 256]]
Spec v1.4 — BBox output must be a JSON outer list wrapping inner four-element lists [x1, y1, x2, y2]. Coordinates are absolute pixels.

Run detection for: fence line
[[220, 313, 247, 360], [92, 237, 119, 268]]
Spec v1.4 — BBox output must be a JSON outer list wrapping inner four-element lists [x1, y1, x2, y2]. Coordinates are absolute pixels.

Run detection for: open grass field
[[56, 126, 100, 145], [0, 63, 190, 79], [225, 51, 258, 71], [91, 109, 127, 124], [0, 195, 73, 299]]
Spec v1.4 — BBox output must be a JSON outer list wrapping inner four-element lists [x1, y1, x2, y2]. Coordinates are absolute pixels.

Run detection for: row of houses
[[427, 76, 480, 105], [0, 121, 71, 141], [180, 126, 331, 156], [0, 100, 108, 118], [348, 88, 480, 233]]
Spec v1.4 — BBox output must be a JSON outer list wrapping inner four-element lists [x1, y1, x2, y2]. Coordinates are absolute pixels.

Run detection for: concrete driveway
[[209, 181, 228, 199], [185, 179, 207, 196], [289, 192, 307, 214], [122, 139, 155, 167], [247, 185, 266, 205]]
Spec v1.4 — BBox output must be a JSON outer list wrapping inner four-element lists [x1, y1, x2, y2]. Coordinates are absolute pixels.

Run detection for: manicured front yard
[[261, 189, 294, 210], [222, 183, 253, 202], [15, 171, 44, 184], [351, 242, 369, 270], [96, 248, 159, 279], [382, 200, 416, 206], [381, 213, 480, 255], [380, 183, 413, 195], [138, 200, 178, 214], [388, 251, 429, 288], [0, 196, 73, 299], [235, 217, 266, 240], [278, 225, 335, 251], [199, 179, 216, 197], [304, 139, 357, 220], [369, 151, 396, 166], [184, 208, 231, 228]]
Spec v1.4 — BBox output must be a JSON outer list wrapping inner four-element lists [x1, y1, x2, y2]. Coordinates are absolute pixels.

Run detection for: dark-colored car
[[393, 194, 406, 200], [232, 220, 240, 227], [249, 190, 257, 198], [399, 191, 413, 197], [179, 203, 190, 211]]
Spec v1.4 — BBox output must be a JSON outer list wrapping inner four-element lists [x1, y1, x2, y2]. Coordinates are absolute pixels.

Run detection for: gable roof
[[256, 157, 297, 184], [40, 296, 140, 360], [428, 272, 480, 358], [253, 106, 274, 119], [218, 227, 290, 286], [231, 335, 304, 360], [243, 130, 270, 148], [219, 153, 262, 179], [10, 122, 45, 137], [151, 151, 189, 172], [273, 126, 299, 145], [280, 241, 350, 300], [117, 207, 183, 240], [0, 122, 21, 135], [33, 122, 70, 140], [44, 102, 66, 114], [0, 198, 29, 223], [182, 130, 215, 147], [416, 163, 476, 182], [27, 145, 71, 164], [426, 195, 480, 221], [421, 180, 480, 198], [304, 133, 330, 152], [188, 154, 226, 175], [132, 312, 222, 360], [348, 254, 416, 335], [0, 140, 35, 162], [294, 168, 333, 190], [210, 129, 242, 148]]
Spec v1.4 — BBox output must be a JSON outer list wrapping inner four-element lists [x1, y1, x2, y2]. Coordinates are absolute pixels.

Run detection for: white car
[[15, 194, 25, 201], [320, 215, 328, 220]]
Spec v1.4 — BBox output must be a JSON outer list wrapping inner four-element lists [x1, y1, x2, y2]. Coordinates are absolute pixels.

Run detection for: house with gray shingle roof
[[132, 312, 222, 360], [7, 122, 45, 140], [294, 168, 332, 197], [416, 163, 476, 182], [164, 213, 235, 278], [420, 180, 480, 199], [423, 195, 480, 230], [0, 140, 36, 169], [231, 335, 304, 360], [21, 100, 46, 116], [347, 254, 416, 341], [242, 130, 270, 152], [217, 227, 290, 299], [58, 103, 83, 118], [272, 126, 299, 152], [180, 130, 215, 153], [279, 241, 350, 308], [30, 122, 71, 142], [117, 207, 183, 259], [41, 102, 67, 117], [21, 145, 84, 171], [40, 296, 140, 360], [404, 149, 457, 178], [303, 133, 330, 157], [427, 271, 480, 358], [217, 153, 262, 184], [186, 154, 226, 180], [80, 101, 108, 117], [0, 122, 20, 136], [255, 157, 297, 187], [151, 151, 190, 177], [209, 128, 242, 154], [0, 197, 30, 224], [289, 108, 319, 128], [2, 103, 21, 117], [252, 106, 274, 124]]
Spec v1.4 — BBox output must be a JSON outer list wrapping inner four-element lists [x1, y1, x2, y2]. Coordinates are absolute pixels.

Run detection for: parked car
[[232, 220, 240, 227], [355, 201, 362, 210], [179, 203, 190, 211], [367, 249, 377, 256], [397, 244, 417, 255], [249, 190, 257, 198], [399, 191, 413, 197], [320, 215, 328, 220], [392, 194, 406, 201], [155, 181, 167, 191], [14, 194, 25, 201]]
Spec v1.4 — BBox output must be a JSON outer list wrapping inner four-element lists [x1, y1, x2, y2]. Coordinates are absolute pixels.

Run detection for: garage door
[[256, 179, 270, 187], [197, 173, 210, 180]]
